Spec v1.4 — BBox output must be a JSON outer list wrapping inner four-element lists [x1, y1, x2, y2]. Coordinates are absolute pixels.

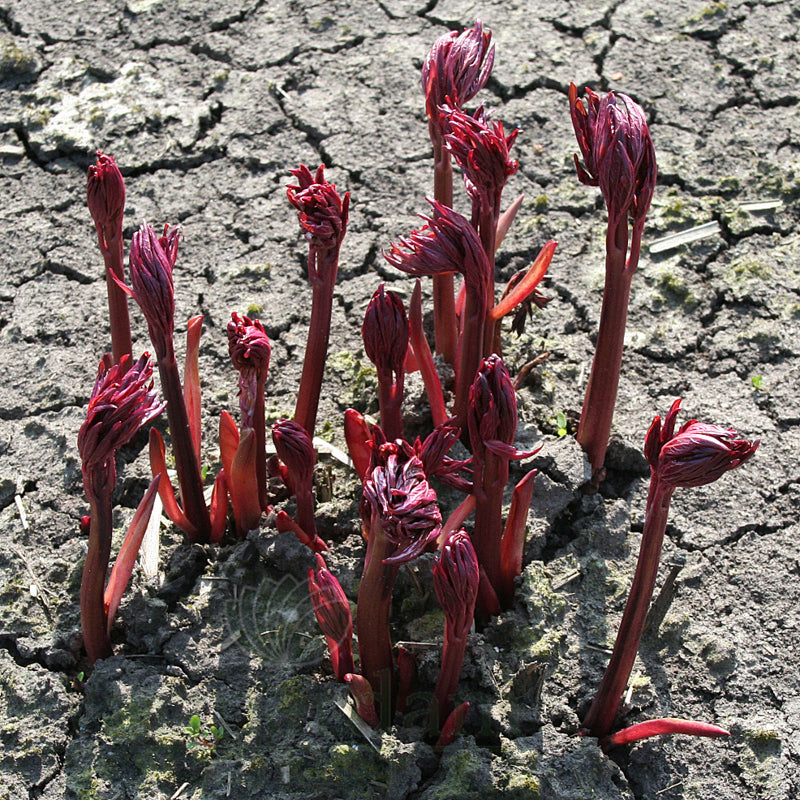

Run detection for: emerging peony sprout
[[118, 223, 226, 544], [87, 152, 132, 366], [433, 529, 479, 726], [386, 200, 491, 432], [221, 312, 272, 529], [78, 353, 164, 663], [468, 355, 538, 616], [287, 164, 349, 438], [582, 399, 758, 742], [569, 83, 657, 480], [357, 443, 442, 721], [308, 554, 355, 680], [272, 418, 327, 552], [386, 201, 556, 437], [422, 20, 494, 362], [443, 105, 519, 262], [362, 284, 409, 441]]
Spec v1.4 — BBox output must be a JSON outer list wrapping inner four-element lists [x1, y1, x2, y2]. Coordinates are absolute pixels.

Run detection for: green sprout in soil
[[184, 714, 223, 756]]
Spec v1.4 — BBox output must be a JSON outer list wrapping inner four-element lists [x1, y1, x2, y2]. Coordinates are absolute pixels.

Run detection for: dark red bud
[[433, 529, 479, 637], [363, 452, 441, 564], [271, 419, 315, 486], [569, 83, 657, 230], [87, 152, 125, 235], [228, 312, 271, 376], [362, 284, 409, 380], [127, 223, 179, 355], [645, 399, 759, 488], [422, 19, 494, 127], [384, 200, 490, 297], [78, 353, 164, 497], [443, 105, 518, 207], [468, 354, 518, 449], [286, 164, 350, 252]]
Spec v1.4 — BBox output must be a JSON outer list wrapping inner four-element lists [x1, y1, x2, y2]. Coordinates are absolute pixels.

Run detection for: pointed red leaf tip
[[87, 152, 125, 235], [286, 164, 350, 253], [468, 354, 518, 450], [442, 105, 519, 208], [78, 353, 164, 496], [414, 419, 473, 493], [422, 20, 494, 126], [384, 199, 491, 296], [308, 553, 355, 680], [123, 223, 181, 356], [434, 529, 479, 638], [644, 399, 759, 488], [602, 718, 730, 749], [362, 284, 409, 381], [569, 82, 657, 232], [344, 409, 373, 482], [436, 701, 470, 748], [363, 449, 442, 565], [343, 673, 380, 728]]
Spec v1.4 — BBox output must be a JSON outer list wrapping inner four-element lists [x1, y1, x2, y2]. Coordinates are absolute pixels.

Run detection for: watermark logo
[[222, 572, 324, 672]]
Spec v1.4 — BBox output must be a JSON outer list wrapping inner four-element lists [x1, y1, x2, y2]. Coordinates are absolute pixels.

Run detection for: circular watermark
[[222, 572, 325, 672]]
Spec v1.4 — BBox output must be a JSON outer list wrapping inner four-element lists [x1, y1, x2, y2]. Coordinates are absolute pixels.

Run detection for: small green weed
[[184, 714, 223, 756]]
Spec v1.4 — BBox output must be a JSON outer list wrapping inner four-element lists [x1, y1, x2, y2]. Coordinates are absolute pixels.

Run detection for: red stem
[[98, 228, 132, 366], [294, 251, 337, 438], [577, 215, 632, 475], [295, 485, 318, 545], [356, 519, 399, 720], [582, 476, 674, 738], [157, 347, 211, 543], [452, 287, 488, 434], [471, 448, 509, 617], [479, 204, 498, 359], [434, 628, 468, 727], [254, 375, 268, 510], [80, 490, 113, 663], [377, 368, 404, 442], [432, 137, 458, 365]]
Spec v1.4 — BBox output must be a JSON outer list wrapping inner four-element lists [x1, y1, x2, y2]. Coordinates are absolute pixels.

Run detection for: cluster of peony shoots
[[77, 19, 759, 755]]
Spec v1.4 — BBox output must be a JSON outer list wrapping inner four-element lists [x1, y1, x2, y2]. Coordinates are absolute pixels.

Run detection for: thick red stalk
[[253, 374, 268, 510], [99, 230, 133, 366], [582, 476, 674, 738], [577, 215, 632, 475], [452, 286, 488, 433], [377, 370, 404, 442], [294, 251, 337, 438], [471, 449, 508, 615], [434, 629, 468, 726], [432, 136, 458, 365], [356, 518, 399, 718], [80, 492, 114, 663], [156, 346, 211, 543]]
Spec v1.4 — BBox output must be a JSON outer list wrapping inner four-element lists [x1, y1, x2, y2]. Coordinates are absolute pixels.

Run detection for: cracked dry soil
[[1, 0, 799, 798]]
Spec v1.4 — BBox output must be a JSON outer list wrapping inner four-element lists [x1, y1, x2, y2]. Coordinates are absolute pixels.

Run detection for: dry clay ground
[[1, 0, 799, 798]]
